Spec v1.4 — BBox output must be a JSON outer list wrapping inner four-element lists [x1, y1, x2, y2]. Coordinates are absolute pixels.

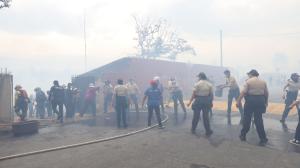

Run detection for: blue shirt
[[145, 87, 162, 106]]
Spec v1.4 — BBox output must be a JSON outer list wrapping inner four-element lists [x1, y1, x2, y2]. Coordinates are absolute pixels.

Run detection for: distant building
[[72, 57, 227, 112]]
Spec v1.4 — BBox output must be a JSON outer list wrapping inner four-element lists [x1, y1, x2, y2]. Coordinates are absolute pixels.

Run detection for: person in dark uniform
[[187, 72, 213, 136], [45, 91, 53, 118], [113, 79, 129, 128], [289, 99, 300, 145], [65, 83, 76, 119], [34, 87, 47, 119], [142, 80, 164, 128], [280, 73, 300, 123], [14, 85, 30, 121], [220, 70, 244, 125], [49, 80, 65, 123], [237, 69, 268, 146]]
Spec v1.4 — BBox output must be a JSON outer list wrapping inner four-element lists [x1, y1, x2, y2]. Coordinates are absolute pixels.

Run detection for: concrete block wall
[[0, 70, 13, 124]]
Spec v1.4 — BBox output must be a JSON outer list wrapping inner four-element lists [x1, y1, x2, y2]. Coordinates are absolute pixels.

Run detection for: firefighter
[[49, 80, 65, 123], [153, 76, 165, 114], [187, 72, 214, 136], [220, 70, 244, 125], [142, 80, 164, 129], [113, 79, 129, 128], [280, 73, 300, 123], [237, 69, 268, 146], [34, 87, 47, 119], [126, 79, 140, 116], [80, 83, 100, 117], [289, 100, 300, 145], [65, 83, 76, 119], [103, 80, 113, 113], [167, 77, 187, 118], [14, 85, 30, 121]]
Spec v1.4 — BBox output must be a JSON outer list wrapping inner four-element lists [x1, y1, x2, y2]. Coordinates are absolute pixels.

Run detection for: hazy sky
[[1, 0, 300, 92]]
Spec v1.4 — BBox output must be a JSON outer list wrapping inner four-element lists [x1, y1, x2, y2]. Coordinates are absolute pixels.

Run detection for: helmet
[[153, 76, 160, 81], [150, 80, 157, 86]]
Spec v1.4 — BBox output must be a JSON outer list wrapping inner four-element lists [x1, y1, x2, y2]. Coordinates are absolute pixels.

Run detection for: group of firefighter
[[14, 69, 300, 146]]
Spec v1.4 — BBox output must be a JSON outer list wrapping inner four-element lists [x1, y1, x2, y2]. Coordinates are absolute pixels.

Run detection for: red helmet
[[150, 80, 157, 86]]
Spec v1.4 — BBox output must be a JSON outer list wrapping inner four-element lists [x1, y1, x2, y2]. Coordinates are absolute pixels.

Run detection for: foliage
[[133, 15, 196, 60]]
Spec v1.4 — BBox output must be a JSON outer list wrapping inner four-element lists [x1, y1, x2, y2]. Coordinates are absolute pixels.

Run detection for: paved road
[[0, 110, 299, 168]]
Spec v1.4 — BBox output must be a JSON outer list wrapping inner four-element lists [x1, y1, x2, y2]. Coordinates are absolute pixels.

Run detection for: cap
[[247, 69, 259, 76]]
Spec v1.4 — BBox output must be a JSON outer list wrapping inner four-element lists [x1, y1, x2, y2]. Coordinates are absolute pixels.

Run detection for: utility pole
[[220, 30, 223, 67], [83, 9, 87, 72]]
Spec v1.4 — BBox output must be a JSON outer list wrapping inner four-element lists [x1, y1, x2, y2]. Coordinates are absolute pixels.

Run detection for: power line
[[226, 31, 300, 38]]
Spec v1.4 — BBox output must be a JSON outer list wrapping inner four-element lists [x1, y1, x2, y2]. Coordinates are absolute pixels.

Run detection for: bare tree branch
[[0, 0, 11, 9], [133, 16, 196, 60]]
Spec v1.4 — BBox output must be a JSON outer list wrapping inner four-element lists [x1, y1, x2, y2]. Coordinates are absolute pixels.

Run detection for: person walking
[[288, 100, 300, 145], [280, 73, 300, 123], [237, 69, 269, 146], [49, 80, 65, 123], [220, 70, 244, 125], [14, 85, 30, 121]]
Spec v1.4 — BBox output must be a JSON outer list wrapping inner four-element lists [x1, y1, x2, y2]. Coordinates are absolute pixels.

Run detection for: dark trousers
[[191, 103, 211, 133], [15, 103, 28, 121], [52, 101, 64, 122], [192, 96, 212, 134], [295, 110, 300, 140], [82, 100, 96, 117], [227, 88, 244, 123], [116, 96, 127, 128], [65, 102, 75, 118], [172, 91, 187, 116], [104, 94, 113, 113], [45, 101, 53, 117], [281, 91, 298, 121], [28, 103, 34, 118], [147, 105, 162, 127], [241, 96, 267, 141], [36, 104, 45, 119]]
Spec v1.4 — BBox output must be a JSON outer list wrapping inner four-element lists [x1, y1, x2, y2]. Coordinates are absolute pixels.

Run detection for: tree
[[133, 15, 196, 60], [0, 0, 11, 9]]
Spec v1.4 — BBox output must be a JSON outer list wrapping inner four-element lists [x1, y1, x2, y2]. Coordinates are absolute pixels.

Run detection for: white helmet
[[153, 76, 160, 81]]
